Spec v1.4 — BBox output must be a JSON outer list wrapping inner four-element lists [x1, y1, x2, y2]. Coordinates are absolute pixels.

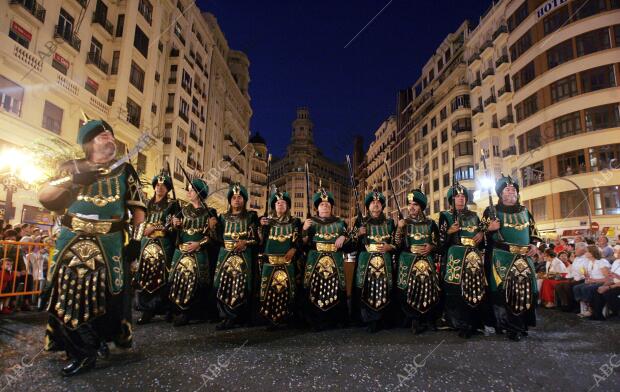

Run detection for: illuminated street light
[[479, 176, 495, 190], [0, 148, 45, 222]]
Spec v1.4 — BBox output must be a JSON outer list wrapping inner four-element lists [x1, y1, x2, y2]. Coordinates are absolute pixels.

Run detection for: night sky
[[201, 0, 494, 161]]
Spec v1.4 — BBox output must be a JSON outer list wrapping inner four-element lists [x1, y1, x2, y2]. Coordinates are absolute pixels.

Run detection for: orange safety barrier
[[0, 240, 54, 299]]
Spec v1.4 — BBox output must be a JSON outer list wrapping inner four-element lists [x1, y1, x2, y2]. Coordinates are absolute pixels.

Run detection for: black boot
[[97, 342, 110, 360], [366, 321, 380, 333], [173, 313, 190, 327], [215, 319, 235, 331], [61, 356, 96, 377], [507, 331, 521, 342], [137, 311, 154, 325]]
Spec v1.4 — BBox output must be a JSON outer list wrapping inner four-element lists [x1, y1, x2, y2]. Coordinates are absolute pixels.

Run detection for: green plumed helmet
[[364, 189, 386, 209], [313, 187, 335, 208], [447, 184, 468, 204], [269, 190, 291, 209], [406, 188, 427, 210], [152, 173, 173, 190], [495, 174, 519, 197], [191, 178, 209, 200], [227, 183, 248, 203], [77, 119, 114, 145]]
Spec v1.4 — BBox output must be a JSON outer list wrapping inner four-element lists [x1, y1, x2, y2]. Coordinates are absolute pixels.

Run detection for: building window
[[442, 150, 449, 165], [560, 190, 589, 218], [116, 14, 124, 37], [573, 0, 606, 20], [593, 186, 620, 215], [589, 144, 620, 172], [547, 39, 573, 69], [557, 150, 586, 176], [181, 69, 192, 94], [450, 95, 470, 111], [433, 199, 440, 213], [440, 107, 447, 121], [509, 30, 532, 61], [518, 127, 542, 154], [431, 136, 437, 150], [455, 165, 474, 181], [576, 27, 611, 57], [530, 197, 547, 221], [580, 65, 616, 93], [85, 77, 98, 95], [516, 94, 538, 122], [179, 99, 189, 122], [107, 89, 115, 106], [52, 54, 69, 75], [126, 98, 141, 127], [521, 161, 545, 187], [130, 61, 145, 92], [57, 9, 74, 42], [543, 5, 569, 36], [138, 0, 153, 24], [451, 117, 471, 133], [89, 37, 103, 60], [8, 21, 31, 49], [454, 141, 473, 157], [134, 26, 149, 58], [441, 129, 447, 143], [111, 51, 120, 74], [432, 157, 438, 170], [443, 173, 450, 187], [508, 2, 528, 32], [615, 25, 620, 46], [550, 74, 578, 103], [585, 103, 620, 132], [554, 111, 582, 139], [136, 152, 147, 174], [512, 61, 535, 91], [42, 101, 63, 134], [431, 116, 437, 129]]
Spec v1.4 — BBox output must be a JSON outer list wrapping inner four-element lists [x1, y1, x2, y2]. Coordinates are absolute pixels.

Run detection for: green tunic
[[136, 197, 178, 294], [303, 216, 348, 311], [396, 215, 440, 314], [439, 209, 486, 307], [353, 215, 395, 312], [483, 204, 540, 316], [46, 161, 145, 331], [214, 210, 259, 312], [168, 204, 215, 310], [259, 216, 301, 324]]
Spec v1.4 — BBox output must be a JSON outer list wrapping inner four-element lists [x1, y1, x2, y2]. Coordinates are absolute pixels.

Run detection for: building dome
[[249, 132, 266, 145]]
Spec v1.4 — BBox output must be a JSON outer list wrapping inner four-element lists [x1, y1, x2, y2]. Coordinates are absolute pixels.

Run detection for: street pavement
[[0, 309, 618, 392]]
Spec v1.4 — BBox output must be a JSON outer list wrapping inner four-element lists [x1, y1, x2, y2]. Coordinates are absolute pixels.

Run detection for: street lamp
[[0, 148, 44, 223]]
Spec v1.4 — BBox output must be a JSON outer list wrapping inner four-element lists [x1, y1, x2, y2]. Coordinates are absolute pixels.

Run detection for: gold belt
[[149, 230, 166, 238], [409, 245, 427, 254], [184, 228, 203, 235], [267, 255, 289, 265], [508, 244, 530, 255], [316, 242, 337, 252], [70, 217, 113, 235], [224, 240, 236, 251], [460, 237, 476, 247], [365, 243, 384, 253]]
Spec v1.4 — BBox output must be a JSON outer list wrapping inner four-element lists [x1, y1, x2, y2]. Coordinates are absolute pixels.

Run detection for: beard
[[502, 193, 518, 205], [97, 141, 117, 162]]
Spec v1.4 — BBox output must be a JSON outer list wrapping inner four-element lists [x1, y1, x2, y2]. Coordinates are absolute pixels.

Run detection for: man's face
[[408, 201, 422, 216], [318, 201, 332, 217], [154, 183, 169, 199], [575, 247, 586, 256], [501, 185, 518, 206], [230, 194, 245, 209], [369, 200, 382, 216], [597, 236, 607, 247], [274, 199, 288, 215], [93, 130, 116, 162], [454, 194, 466, 210], [188, 187, 198, 203], [559, 253, 568, 263]]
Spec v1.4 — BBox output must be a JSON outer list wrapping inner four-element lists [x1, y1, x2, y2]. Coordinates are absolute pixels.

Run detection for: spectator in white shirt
[[573, 246, 611, 317], [555, 242, 588, 312], [591, 246, 620, 320]]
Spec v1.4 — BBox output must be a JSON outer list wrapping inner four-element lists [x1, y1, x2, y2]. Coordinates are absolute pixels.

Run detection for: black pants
[[591, 287, 620, 320], [554, 279, 584, 310]]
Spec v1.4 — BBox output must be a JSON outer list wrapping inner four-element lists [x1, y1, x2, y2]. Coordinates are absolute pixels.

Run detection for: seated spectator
[[554, 238, 568, 254], [598, 236, 615, 263], [558, 251, 571, 268], [573, 246, 611, 317], [590, 246, 620, 320], [555, 242, 589, 312], [540, 250, 569, 308]]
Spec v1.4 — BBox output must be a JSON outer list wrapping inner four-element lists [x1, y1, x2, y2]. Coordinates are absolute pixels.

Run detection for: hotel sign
[[537, 0, 569, 19]]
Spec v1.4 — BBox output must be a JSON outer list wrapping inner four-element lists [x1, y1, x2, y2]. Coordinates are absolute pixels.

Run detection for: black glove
[[72, 170, 101, 186]]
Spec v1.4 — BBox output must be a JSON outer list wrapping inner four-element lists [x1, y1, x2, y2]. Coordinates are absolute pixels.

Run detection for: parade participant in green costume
[[38, 119, 146, 376], [302, 185, 351, 330], [168, 178, 217, 327], [395, 188, 440, 334], [483, 175, 540, 341], [352, 188, 396, 333], [439, 184, 485, 338], [214, 183, 259, 330], [258, 190, 302, 327], [135, 172, 179, 325]]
